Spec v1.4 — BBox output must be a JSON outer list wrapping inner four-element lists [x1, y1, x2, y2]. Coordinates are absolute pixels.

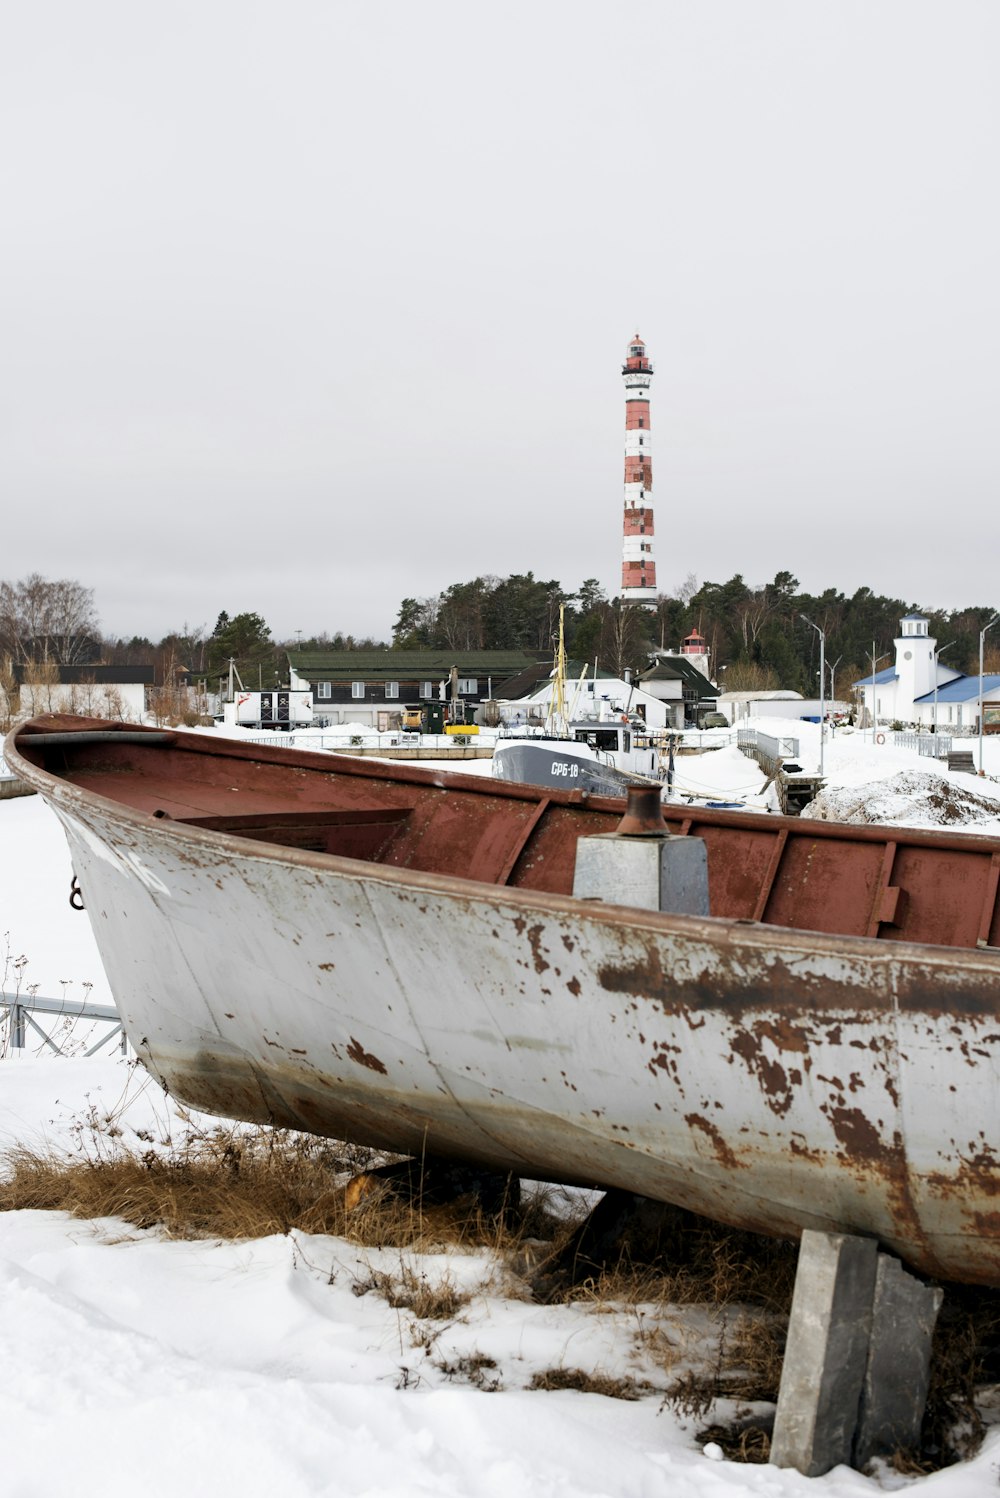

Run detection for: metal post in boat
[[571, 786, 709, 915]]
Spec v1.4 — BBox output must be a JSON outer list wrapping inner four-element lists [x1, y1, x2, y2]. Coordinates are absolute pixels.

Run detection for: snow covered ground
[[682, 719, 1000, 832], [4, 722, 1000, 1495]]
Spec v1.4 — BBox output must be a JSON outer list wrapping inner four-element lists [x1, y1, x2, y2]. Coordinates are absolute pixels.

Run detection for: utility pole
[[932, 642, 955, 736], [801, 614, 825, 777], [978, 615, 999, 773]]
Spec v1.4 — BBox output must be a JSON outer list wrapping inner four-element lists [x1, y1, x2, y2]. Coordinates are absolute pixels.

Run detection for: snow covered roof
[[914, 674, 1000, 704], [716, 690, 803, 703], [640, 658, 715, 693]]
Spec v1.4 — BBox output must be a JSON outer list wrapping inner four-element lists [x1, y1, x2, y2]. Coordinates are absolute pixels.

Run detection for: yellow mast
[[546, 604, 568, 736]]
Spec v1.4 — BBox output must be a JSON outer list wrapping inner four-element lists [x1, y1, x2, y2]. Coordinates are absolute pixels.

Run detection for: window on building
[[458, 678, 477, 694], [316, 682, 332, 700], [352, 682, 365, 699], [420, 681, 433, 698], [385, 682, 399, 699]]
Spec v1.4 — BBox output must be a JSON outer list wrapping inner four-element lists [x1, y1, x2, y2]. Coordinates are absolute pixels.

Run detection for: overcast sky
[[3, 2, 998, 645]]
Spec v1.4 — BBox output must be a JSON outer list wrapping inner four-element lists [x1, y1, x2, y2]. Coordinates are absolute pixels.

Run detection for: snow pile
[[802, 768, 1000, 834]]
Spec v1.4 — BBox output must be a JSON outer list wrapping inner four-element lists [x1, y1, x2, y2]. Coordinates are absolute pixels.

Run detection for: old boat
[[492, 717, 665, 798], [8, 715, 1000, 1286], [492, 608, 667, 797]]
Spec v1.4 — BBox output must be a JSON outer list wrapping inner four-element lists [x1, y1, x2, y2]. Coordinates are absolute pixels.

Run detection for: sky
[[3, 1, 999, 647]]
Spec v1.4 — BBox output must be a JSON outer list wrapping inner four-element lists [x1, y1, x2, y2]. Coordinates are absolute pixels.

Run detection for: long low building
[[286, 649, 547, 726]]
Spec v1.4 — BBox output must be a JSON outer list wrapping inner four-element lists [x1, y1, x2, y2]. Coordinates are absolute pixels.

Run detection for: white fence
[[889, 732, 952, 757]]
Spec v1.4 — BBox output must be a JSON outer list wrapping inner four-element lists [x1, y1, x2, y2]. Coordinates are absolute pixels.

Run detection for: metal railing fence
[[1, 992, 126, 1057], [239, 732, 489, 752], [737, 729, 800, 763]]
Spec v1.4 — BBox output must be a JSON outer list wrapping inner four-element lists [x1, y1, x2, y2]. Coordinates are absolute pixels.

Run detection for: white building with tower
[[855, 613, 965, 725]]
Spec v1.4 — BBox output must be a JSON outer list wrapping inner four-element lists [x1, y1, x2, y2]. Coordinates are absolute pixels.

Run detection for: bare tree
[[733, 587, 776, 652], [721, 660, 779, 692], [19, 658, 62, 716], [0, 575, 100, 665], [0, 655, 17, 730], [599, 603, 650, 679]]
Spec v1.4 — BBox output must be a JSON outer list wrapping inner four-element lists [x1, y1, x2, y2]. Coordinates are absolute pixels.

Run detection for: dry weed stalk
[[433, 1351, 502, 1391]]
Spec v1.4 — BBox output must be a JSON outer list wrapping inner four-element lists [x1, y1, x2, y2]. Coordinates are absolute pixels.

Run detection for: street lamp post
[[932, 641, 955, 738], [868, 643, 890, 744], [825, 655, 842, 712], [800, 614, 825, 776], [978, 614, 1000, 773]]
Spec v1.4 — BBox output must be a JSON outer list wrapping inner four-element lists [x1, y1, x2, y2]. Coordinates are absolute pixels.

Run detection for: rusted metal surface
[[8, 715, 1000, 1285], [616, 785, 667, 836]]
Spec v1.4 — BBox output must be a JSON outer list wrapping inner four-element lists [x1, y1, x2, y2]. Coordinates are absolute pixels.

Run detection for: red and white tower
[[620, 333, 657, 603]]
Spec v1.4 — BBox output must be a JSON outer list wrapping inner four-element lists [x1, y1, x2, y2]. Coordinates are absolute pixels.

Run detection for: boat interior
[[14, 718, 1000, 950]]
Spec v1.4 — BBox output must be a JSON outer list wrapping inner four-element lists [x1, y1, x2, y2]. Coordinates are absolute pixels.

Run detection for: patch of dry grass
[[528, 1367, 653, 1401], [0, 1119, 566, 1257], [719, 1313, 787, 1401], [433, 1351, 502, 1391], [697, 1421, 772, 1464], [351, 1263, 469, 1321], [914, 1285, 1000, 1469], [564, 1219, 798, 1316], [0, 1126, 371, 1240]]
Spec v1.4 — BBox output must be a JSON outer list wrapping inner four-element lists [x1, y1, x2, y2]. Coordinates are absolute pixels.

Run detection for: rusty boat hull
[[8, 717, 1000, 1286]]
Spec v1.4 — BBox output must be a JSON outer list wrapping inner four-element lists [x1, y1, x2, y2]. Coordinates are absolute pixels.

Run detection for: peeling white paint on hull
[[9, 719, 1000, 1287], [41, 793, 1000, 1287]]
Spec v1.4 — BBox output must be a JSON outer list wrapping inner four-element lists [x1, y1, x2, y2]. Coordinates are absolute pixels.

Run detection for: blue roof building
[[853, 613, 964, 727], [854, 612, 1000, 730]]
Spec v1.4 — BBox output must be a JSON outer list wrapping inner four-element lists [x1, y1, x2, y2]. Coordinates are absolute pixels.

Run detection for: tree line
[[392, 569, 1000, 699], [4, 571, 999, 701]]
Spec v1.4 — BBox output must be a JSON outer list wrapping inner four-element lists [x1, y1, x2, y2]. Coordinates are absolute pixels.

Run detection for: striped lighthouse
[[620, 333, 657, 603]]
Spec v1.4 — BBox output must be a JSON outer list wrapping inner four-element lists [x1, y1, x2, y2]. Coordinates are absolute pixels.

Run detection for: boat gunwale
[[12, 714, 1000, 856], [8, 718, 1000, 984]]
